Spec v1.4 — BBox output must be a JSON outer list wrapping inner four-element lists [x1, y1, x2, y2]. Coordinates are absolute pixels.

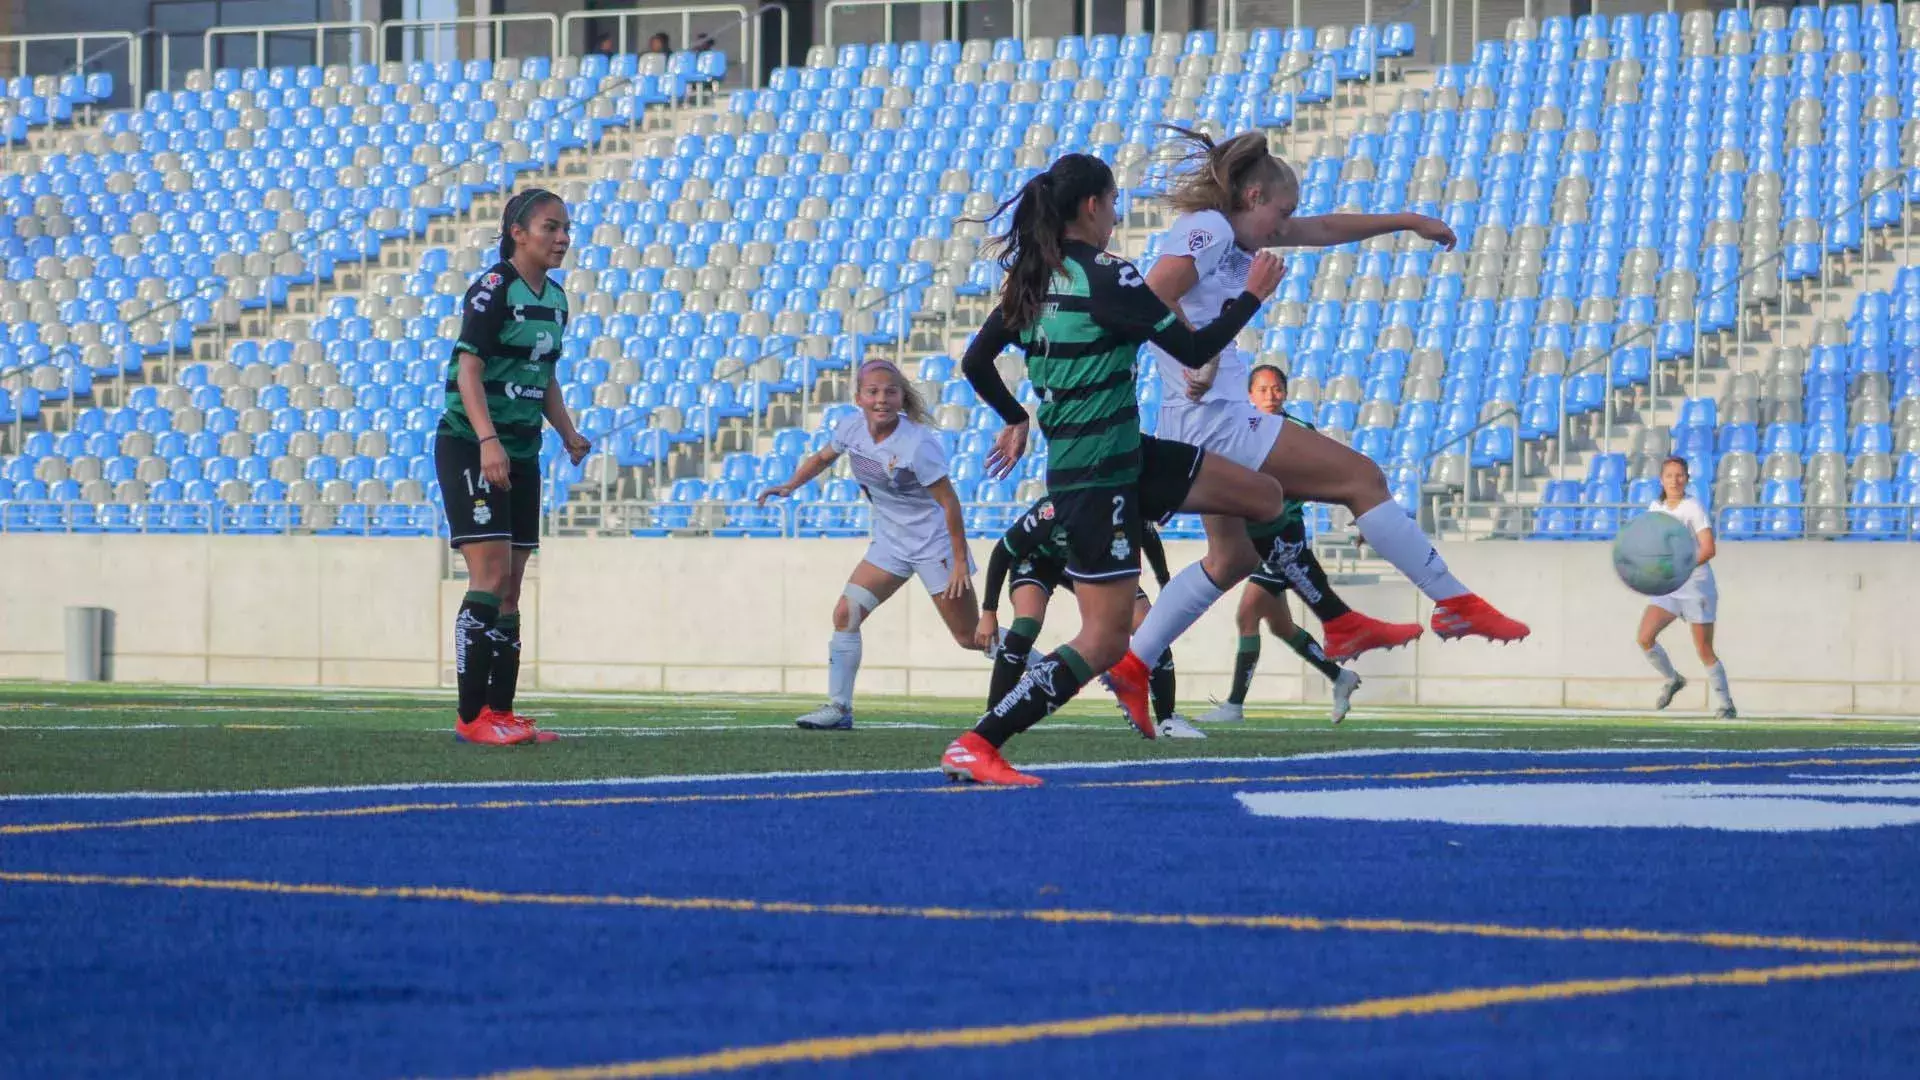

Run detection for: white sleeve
[[828, 415, 858, 454], [908, 429, 949, 486], [1168, 211, 1233, 282], [1685, 500, 1712, 535]]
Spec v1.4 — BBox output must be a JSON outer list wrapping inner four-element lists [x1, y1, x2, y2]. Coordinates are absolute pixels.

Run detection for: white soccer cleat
[[1655, 675, 1687, 711], [1329, 669, 1362, 725], [1716, 704, 1739, 720], [1157, 713, 1208, 739], [795, 703, 853, 730], [1195, 701, 1245, 724]]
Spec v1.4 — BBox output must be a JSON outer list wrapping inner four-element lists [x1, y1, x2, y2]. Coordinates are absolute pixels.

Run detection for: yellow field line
[[466, 956, 1920, 1078], [7, 755, 1918, 838], [6, 869, 1918, 958]]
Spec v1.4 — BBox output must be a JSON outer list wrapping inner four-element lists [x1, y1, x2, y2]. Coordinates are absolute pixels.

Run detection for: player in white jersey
[[1636, 456, 1735, 718], [1102, 127, 1533, 734], [757, 359, 981, 728]]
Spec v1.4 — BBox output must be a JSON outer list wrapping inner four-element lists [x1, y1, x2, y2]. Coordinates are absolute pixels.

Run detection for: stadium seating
[[0, 5, 1916, 541]]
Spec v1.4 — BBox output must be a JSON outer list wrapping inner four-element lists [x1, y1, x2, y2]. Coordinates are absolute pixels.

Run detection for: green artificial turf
[[4, 681, 1917, 795]]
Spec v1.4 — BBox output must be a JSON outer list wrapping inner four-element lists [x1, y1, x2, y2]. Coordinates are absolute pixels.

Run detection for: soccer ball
[[1611, 512, 1698, 596]]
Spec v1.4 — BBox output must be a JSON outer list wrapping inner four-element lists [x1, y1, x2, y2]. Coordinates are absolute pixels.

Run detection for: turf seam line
[[6, 870, 1918, 958], [460, 957, 1920, 1079]]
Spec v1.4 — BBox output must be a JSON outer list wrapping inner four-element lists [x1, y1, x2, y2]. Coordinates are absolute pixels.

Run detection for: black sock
[[1282, 548, 1352, 623], [1229, 634, 1261, 706], [1150, 648, 1177, 721], [485, 611, 521, 714], [455, 589, 500, 723], [972, 645, 1093, 748], [988, 616, 1039, 714], [1282, 625, 1344, 684]]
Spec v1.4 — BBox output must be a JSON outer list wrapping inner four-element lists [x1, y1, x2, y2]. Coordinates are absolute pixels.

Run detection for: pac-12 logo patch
[[1187, 229, 1215, 252]]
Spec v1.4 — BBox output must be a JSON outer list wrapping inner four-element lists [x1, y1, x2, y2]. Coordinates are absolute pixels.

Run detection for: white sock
[[1129, 563, 1226, 666], [1707, 662, 1733, 708], [1644, 643, 1680, 681], [827, 630, 861, 709], [1353, 502, 1468, 601]]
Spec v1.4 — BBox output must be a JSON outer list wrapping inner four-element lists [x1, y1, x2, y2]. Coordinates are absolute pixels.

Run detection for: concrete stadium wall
[[0, 535, 1915, 715]]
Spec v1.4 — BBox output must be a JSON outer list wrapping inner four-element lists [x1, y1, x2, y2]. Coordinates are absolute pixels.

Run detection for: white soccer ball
[[1611, 512, 1698, 597]]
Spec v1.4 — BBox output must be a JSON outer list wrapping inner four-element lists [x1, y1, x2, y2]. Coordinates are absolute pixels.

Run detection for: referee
[[435, 187, 591, 745]]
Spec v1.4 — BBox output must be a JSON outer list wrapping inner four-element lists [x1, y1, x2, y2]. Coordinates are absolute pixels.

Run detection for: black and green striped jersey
[[438, 261, 569, 461], [1007, 241, 1175, 492]]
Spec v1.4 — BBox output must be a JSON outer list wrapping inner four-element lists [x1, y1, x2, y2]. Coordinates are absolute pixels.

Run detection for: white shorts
[[1155, 398, 1288, 472], [1652, 587, 1717, 624], [863, 531, 976, 595]]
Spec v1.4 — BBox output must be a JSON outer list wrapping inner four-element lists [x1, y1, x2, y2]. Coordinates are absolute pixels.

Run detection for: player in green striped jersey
[[433, 188, 591, 746], [939, 153, 1288, 785]]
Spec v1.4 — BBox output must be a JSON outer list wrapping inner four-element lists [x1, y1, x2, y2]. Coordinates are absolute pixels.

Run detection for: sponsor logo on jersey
[[482, 271, 503, 288], [1038, 502, 1055, 520], [502, 381, 544, 401]]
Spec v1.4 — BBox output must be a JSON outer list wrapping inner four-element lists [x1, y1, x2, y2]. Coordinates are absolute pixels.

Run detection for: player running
[[757, 359, 980, 730], [1198, 365, 1419, 725], [1103, 127, 1530, 734], [1637, 456, 1736, 718], [436, 187, 591, 746], [975, 498, 1203, 738], [942, 152, 1289, 785]]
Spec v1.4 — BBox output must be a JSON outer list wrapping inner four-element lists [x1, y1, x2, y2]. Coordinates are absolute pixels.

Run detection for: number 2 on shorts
[[1111, 494, 1125, 525]]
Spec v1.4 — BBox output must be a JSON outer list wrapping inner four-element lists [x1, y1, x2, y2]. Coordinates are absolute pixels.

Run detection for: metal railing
[[379, 12, 559, 67], [194, 21, 376, 84], [0, 30, 141, 106], [1432, 499, 1920, 542], [824, 0, 1031, 49], [562, 4, 782, 88], [0, 500, 440, 537]]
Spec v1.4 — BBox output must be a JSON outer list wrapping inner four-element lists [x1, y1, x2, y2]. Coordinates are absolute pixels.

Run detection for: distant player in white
[[1636, 456, 1735, 718], [758, 359, 980, 729], [1102, 127, 1531, 735]]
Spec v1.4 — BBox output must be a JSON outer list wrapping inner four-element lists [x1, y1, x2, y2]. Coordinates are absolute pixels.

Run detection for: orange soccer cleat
[[940, 732, 1043, 786], [1320, 611, 1426, 661], [1430, 594, 1531, 644], [1099, 651, 1157, 739], [455, 707, 535, 746]]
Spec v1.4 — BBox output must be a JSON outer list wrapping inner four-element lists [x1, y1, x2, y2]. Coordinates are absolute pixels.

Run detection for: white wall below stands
[[0, 535, 1915, 715]]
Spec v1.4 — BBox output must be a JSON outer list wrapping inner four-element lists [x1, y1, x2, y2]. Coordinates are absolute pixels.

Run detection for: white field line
[[6, 745, 1920, 803]]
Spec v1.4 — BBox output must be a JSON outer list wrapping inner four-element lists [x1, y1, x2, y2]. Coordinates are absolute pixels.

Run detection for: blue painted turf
[[5, 749, 1920, 1077]]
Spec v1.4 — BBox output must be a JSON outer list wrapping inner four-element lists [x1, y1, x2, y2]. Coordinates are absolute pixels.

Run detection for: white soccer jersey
[[1647, 496, 1716, 600], [831, 413, 950, 549], [1144, 209, 1256, 407]]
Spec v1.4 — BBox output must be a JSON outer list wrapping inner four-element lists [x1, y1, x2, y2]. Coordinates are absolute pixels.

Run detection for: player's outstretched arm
[[1274, 212, 1456, 250], [756, 445, 840, 503]]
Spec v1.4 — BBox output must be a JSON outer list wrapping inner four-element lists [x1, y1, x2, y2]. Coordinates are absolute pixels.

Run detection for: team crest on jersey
[[1016, 559, 1034, 575], [472, 504, 492, 525], [482, 271, 503, 288], [1110, 531, 1131, 560], [1038, 503, 1055, 520], [1187, 229, 1214, 252]]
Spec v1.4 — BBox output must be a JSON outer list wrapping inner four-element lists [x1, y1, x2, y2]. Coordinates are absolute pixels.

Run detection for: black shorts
[[435, 434, 541, 549], [1051, 438, 1204, 583], [1008, 560, 1146, 602], [1137, 434, 1205, 523]]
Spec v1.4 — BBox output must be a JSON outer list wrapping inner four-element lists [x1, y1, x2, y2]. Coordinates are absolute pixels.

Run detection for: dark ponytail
[[498, 187, 561, 260], [979, 153, 1115, 332]]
